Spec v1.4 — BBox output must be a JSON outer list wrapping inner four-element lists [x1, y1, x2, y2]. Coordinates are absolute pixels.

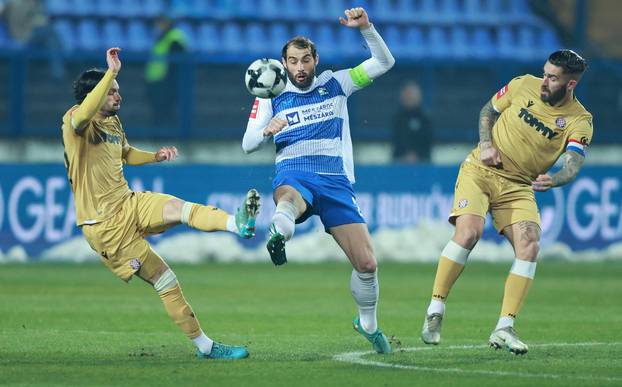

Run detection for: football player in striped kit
[[243, 7, 395, 353]]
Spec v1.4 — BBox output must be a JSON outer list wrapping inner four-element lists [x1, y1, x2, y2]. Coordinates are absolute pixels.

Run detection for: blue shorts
[[272, 171, 366, 231]]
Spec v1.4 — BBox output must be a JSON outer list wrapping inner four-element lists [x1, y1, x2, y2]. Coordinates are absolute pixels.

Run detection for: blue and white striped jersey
[[246, 69, 363, 183]]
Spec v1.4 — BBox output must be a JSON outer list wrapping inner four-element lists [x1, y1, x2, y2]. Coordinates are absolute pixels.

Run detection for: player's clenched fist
[[339, 7, 371, 30], [263, 117, 288, 137], [156, 146, 178, 162], [106, 47, 122, 73]]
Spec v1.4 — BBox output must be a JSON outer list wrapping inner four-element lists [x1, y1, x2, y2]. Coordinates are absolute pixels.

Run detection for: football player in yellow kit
[[420, 50, 592, 355], [62, 48, 260, 359]]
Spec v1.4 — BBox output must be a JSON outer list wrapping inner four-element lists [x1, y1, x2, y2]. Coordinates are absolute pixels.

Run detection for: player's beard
[[287, 67, 315, 90], [540, 84, 567, 106]]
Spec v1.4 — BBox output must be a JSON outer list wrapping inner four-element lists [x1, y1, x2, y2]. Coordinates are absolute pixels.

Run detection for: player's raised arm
[[71, 48, 122, 134], [340, 8, 395, 84]]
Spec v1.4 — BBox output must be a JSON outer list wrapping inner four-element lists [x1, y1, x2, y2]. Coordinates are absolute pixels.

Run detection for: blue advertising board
[[0, 164, 621, 258]]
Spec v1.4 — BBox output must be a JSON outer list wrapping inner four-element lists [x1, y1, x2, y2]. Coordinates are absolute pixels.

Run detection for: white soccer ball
[[245, 58, 287, 98]]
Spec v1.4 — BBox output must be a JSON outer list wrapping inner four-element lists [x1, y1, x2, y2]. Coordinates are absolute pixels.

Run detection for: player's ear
[[282, 57, 287, 68], [315, 54, 320, 66], [566, 79, 577, 91]]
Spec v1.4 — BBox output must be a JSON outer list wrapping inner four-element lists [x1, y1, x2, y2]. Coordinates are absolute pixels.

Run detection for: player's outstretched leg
[[266, 201, 296, 265], [178, 189, 260, 238], [234, 188, 261, 238]]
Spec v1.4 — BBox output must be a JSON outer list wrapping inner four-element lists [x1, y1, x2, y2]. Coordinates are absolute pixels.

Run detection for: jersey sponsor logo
[[249, 99, 260, 119], [90, 128, 122, 145], [556, 117, 566, 128], [300, 101, 335, 123], [496, 84, 508, 99], [286, 111, 300, 125], [517, 108, 558, 140], [103, 132, 122, 145]]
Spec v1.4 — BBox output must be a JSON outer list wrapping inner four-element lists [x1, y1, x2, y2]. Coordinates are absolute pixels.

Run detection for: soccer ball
[[245, 58, 287, 98]]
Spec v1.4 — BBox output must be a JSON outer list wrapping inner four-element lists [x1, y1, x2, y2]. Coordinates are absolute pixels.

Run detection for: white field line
[[333, 342, 622, 383]]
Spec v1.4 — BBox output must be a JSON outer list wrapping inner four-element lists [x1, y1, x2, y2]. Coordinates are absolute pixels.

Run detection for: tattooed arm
[[532, 151, 585, 191], [478, 100, 502, 167], [479, 100, 499, 143]]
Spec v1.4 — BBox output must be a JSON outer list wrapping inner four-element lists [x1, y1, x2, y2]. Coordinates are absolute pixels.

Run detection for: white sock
[[350, 270, 379, 334], [226, 215, 237, 233], [192, 331, 214, 354], [427, 299, 445, 316], [495, 316, 515, 331], [272, 201, 297, 241]]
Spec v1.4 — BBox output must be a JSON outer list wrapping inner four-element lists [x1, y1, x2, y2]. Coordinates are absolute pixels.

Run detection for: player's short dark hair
[[73, 68, 106, 103], [547, 49, 587, 80], [282, 36, 317, 60]]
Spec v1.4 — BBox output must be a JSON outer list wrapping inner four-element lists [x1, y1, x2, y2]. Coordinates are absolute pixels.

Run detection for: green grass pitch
[[0, 261, 620, 386]]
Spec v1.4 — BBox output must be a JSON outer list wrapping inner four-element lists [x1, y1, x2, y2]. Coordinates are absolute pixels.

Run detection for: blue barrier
[[1, 164, 621, 257]]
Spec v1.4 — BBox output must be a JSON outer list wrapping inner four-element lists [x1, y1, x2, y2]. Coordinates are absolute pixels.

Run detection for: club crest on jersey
[[286, 111, 300, 126], [458, 199, 469, 209], [496, 85, 508, 99], [556, 117, 566, 128], [318, 87, 328, 96], [129, 258, 142, 270]]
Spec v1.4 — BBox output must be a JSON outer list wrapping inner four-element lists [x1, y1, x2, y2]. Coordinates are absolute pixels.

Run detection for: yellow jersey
[[468, 74, 593, 184], [61, 108, 132, 226]]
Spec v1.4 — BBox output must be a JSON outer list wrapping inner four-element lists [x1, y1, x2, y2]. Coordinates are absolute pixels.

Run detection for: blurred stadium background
[[2, 3, 622, 385], [0, 0, 621, 263]]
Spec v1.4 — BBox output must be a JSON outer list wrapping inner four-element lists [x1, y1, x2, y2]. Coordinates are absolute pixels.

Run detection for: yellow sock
[[431, 240, 471, 302], [181, 202, 229, 232], [159, 284, 201, 339], [500, 259, 536, 318]]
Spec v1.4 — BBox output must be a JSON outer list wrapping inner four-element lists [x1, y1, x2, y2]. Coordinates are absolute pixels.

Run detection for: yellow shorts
[[448, 161, 540, 233], [82, 191, 175, 281]]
